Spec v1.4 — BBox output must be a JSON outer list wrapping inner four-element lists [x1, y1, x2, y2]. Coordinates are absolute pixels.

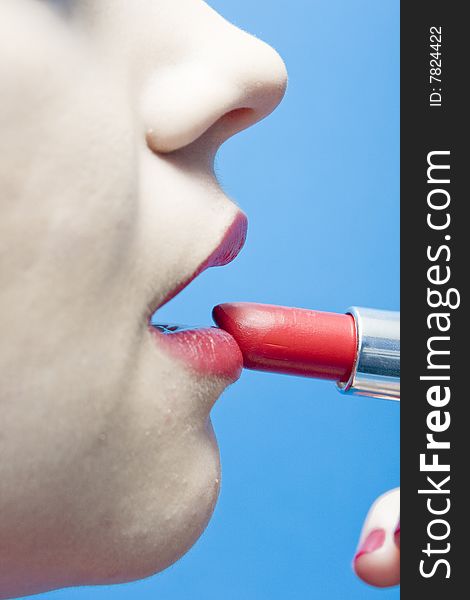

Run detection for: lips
[[148, 211, 247, 382]]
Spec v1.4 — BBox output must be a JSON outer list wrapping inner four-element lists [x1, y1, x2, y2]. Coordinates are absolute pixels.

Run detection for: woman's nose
[[143, 20, 287, 154]]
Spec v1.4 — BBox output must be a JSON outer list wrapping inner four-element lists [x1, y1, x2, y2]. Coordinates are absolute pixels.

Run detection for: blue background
[[35, 1, 399, 599]]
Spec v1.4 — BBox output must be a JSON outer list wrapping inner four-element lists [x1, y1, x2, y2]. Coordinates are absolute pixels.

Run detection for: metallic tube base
[[337, 307, 400, 401]]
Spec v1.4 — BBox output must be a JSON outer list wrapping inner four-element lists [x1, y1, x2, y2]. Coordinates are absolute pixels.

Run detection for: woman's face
[[0, 0, 286, 597]]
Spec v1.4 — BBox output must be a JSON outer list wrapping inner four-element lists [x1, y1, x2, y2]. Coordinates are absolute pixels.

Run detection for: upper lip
[[148, 210, 248, 322]]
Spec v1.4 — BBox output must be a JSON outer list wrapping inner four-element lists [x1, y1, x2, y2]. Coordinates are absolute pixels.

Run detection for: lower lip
[[149, 324, 243, 383]]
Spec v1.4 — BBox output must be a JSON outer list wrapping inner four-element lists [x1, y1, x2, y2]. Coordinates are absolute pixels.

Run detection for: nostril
[[220, 107, 255, 124], [212, 107, 257, 145], [145, 108, 256, 156], [219, 107, 256, 129]]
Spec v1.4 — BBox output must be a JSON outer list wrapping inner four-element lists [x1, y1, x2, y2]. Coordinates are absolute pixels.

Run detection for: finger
[[353, 488, 400, 588]]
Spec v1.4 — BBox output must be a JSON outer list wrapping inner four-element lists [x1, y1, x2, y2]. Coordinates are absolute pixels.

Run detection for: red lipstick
[[212, 302, 400, 401]]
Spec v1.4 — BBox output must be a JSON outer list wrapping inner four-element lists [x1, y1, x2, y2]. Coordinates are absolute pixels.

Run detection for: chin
[[0, 361, 225, 600], [33, 431, 222, 596], [79, 372, 224, 588], [101, 423, 222, 586], [97, 337, 230, 590]]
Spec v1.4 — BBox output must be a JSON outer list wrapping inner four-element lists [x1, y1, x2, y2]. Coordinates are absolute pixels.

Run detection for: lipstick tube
[[213, 302, 400, 402], [338, 307, 400, 401]]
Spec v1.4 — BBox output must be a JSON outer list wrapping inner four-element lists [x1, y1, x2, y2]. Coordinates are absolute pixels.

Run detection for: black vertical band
[[401, 2, 466, 596]]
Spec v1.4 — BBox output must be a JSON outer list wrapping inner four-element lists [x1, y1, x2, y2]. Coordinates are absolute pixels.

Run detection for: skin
[[354, 489, 400, 587], [0, 1, 398, 597]]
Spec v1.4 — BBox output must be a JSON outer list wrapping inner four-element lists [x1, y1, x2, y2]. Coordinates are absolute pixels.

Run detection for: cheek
[[0, 63, 139, 346]]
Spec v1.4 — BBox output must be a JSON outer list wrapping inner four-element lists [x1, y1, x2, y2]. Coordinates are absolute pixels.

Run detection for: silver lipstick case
[[337, 307, 400, 401]]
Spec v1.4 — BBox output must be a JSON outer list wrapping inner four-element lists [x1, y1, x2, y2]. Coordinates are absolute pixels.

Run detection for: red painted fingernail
[[394, 521, 400, 547], [354, 529, 386, 563]]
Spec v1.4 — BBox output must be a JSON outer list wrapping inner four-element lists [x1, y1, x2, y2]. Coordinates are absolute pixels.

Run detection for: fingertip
[[353, 530, 400, 587], [354, 528, 386, 562], [353, 489, 400, 588]]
